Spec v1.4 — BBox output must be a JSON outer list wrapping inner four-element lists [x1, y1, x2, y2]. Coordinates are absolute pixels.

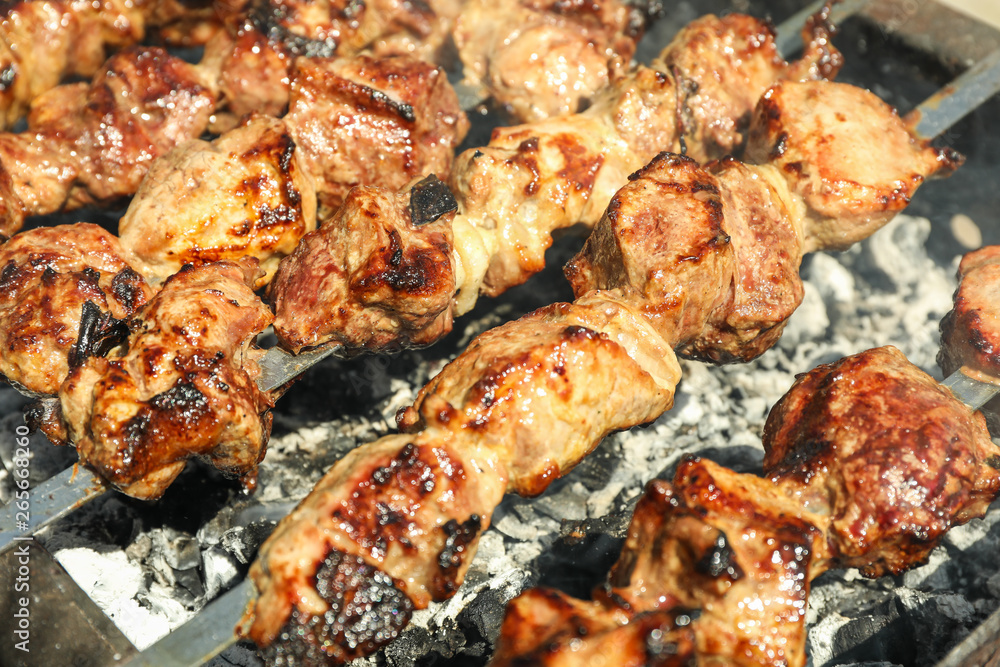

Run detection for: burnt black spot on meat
[[432, 515, 482, 596], [0, 259, 23, 292], [149, 381, 210, 418], [111, 268, 145, 313], [264, 549, 414, 666], [562, 325, 599, 341], [695, 533, 743, 581], [409, 174, 457, 227], [248, 0, 347, 58], [770, 131, 789, 160]]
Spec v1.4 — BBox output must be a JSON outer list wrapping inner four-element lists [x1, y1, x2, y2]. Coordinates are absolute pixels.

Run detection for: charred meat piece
[[241, 293, 681, 656], [118, 114, 317, 288], [47, 260, 274, 500], [0, 47, 216, 235], [268, 177, 457, 353], [285, 54, 469, 218], [492, 347, 1000, 667], [0, 0, 218, 130], [764, 345, 1000, 576], [0, 224, 153, 396], [567, 81, 958, 363], [269, 12, 841, 349], [453, 0, 649, 122], [939, 245, 1000, 433]]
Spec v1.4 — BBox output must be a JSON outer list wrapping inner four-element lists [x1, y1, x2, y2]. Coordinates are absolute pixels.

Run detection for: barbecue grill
[[2, 1, 1000, 665]]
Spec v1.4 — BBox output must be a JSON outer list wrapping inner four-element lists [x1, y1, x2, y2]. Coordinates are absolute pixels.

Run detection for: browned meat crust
[[454, 0, 649, 122], [0, 224, 153, 396], [269, 12, 842, 352], [46, 260, 274, 500], [118, 114, 318, 287], [0, 0, 219, 130], [491, 347, 1000, 667], [0, 47, 217, 235], [939, 245, 1000, 433]]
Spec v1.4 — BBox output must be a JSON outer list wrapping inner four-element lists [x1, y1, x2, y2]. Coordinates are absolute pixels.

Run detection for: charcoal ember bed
[[1, 2, 1000, 666]]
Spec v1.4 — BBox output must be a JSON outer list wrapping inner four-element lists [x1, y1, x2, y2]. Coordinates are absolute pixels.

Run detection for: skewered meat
[[491, 346, 1000, 666], [0, 223, 153, 396], [116, 53, 466, 287], [0, 46, 217, 235], [453, 0, 649, 122], [241, 75, 962, 664], [269, 11, 843, 352], [0, 0, 219, 130], [34, 259, 274, 500], [118, 114, 317, 288], [939, 245, 1000, 433], [283, 54, 469, 218]]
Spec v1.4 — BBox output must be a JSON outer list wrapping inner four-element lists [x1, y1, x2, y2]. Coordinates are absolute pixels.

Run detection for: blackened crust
[[263, 550, 415, 666]]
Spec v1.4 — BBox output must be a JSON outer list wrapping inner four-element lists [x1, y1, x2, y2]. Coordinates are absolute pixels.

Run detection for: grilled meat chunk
[[268, 177, 457, 353], [285, 55, 468, 218], [49, 260, 274, 500], [0, 47, 216, 235], [241, 294, 681, 656], [453, 0, 647, 122], [0, 224, 153, 396], [0, 0, 218, 130], [118, 114, 317, 288], [269, 12, 841, 351], [492, 347, 1000, 667], [939, 245, 1000, 433]]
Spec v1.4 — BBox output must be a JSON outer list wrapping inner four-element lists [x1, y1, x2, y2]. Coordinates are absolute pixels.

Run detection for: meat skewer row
[[238, 79, 959, 663], [489, 344, 1000, 667], [268, 8, 844, 352], [0, 0, 221, 131]]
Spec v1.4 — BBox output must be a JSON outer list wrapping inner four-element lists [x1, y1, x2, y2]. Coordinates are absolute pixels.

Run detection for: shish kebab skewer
[[0, 28, 990, 554], [0, 6, 849, 508], [237, 74, 978, 664], [488, 343, 1000, 666]]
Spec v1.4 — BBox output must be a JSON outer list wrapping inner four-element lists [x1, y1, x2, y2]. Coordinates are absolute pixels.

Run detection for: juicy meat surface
[[241, 293, 681, 654], [118, 114, 317, 287], [492, 348, 1000, 667], [285, 54, 468, 218], [0, 224, 153, 396], [453, 0, 647, 122], [51, 260, 274, 500], [763, 345, 1000, 576], [745, 79, 962, 251], [939, 245, 1000, 433], [0, 47, 217, 235], [268, 177, 457, 353]]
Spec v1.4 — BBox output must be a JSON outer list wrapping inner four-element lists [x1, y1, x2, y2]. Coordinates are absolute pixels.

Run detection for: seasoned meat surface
[[0, 47, 216, 234], [0, 224, 153, 396], [764, 345, 1000, 576], [453, 0, 647, 122], [939, 245, 1000, 432], [493, 348, 1000, 667], [745, 80, 961, 251], [118, 114, 317, 287], [268, 178, 457, 353], [285, 55, 468, 218], [52, 260, 274, 500], [242, 293, 681, 651]]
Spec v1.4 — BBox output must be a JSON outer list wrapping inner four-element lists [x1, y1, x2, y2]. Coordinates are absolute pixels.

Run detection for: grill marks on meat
[[269, 13, 841, 351], [268, 179, 457, 352], [118, 114, 317, 287], [43, 260, 274, 500], [453, 0, 649, 122], [492, 347, 1000, 666], [0, 47, 216, 235], [567, 81, 957, 364], [284, 54, 469, 218], [0, 224, 153, 396], [939, 245, 1000, 434], [241, 296, 681, 655]]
